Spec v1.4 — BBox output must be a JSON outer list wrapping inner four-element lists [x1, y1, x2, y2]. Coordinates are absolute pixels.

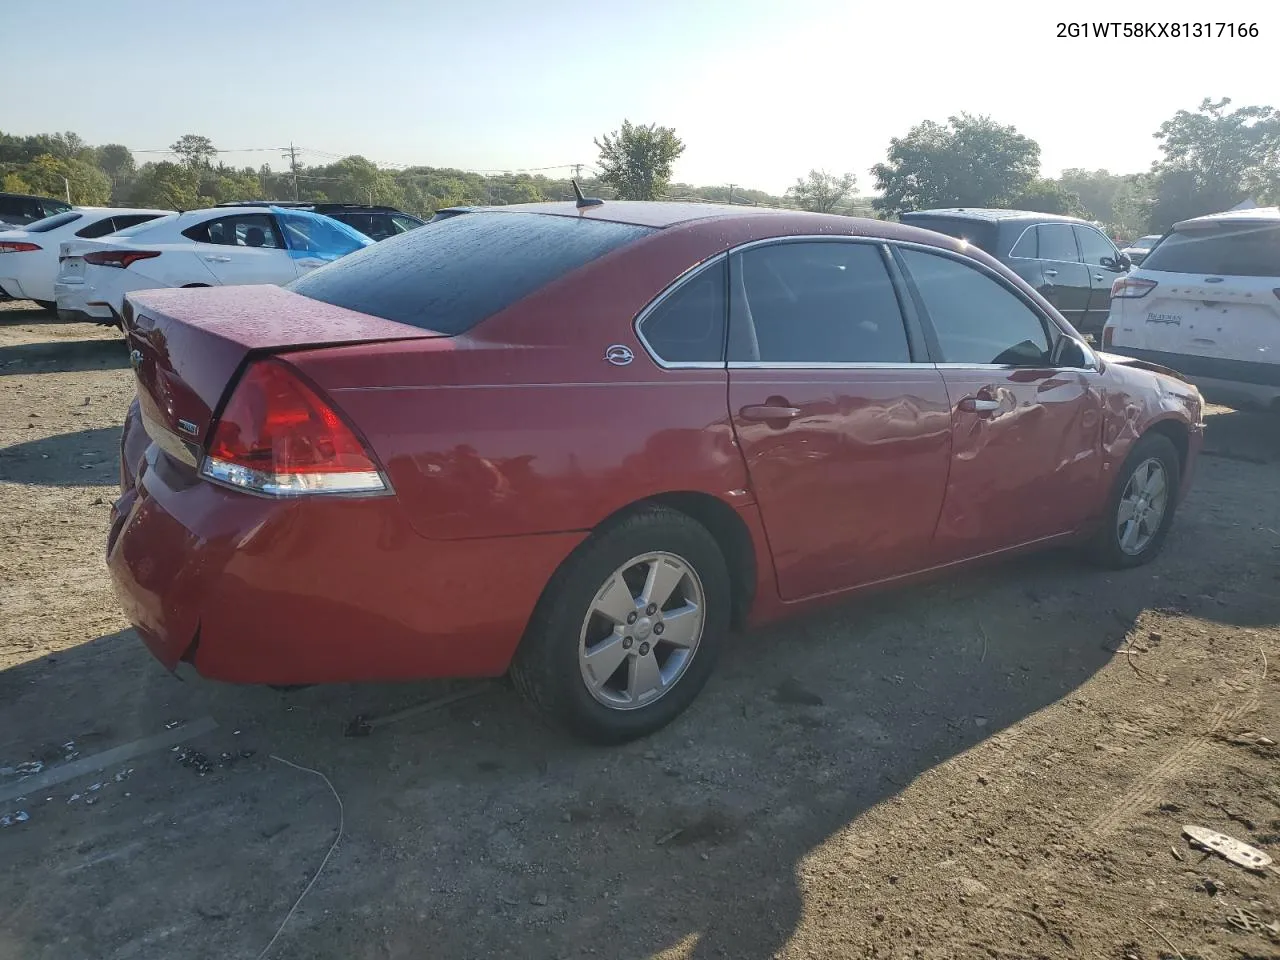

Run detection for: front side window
[[899, 248, 1052, 366], [1074, 226, 1119, 266], [638, 258, 727, 364], [730, 241, 911, 364], [1036, 224, 1080, 263]]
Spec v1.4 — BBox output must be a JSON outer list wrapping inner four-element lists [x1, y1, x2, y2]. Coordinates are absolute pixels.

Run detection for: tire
[[34, 300, 56, 314], [510, 506, 731, 744], [1089, 432, 1181, 569]]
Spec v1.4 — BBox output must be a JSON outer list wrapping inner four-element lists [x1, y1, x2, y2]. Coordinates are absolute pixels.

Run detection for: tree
[[1055, 169, 1133, 223], [1010, 179, 1087, 217], [10, 154, 110, 205], [1147, 97, 1280, 230], [594, 120, 685, 201], [129, 162, 205, 210], [786, 169, 856, 213], [871, 114, 1041, 218], [96, 144, 136, 182], [170, 134, 217, 170]]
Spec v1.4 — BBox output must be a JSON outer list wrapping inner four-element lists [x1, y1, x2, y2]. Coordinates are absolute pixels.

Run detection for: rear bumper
[[108, 440, 585, 685], [55, 279, 115, 321], [1106, 345, 1280, 410]]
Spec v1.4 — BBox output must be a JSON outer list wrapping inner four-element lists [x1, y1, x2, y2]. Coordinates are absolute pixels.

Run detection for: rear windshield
[[1142, 223, 1280, 277], [27, 212, 83, 232], [111, 214, 177, 238], [288, 211, 655, 334], [899, 216, 998, 253]]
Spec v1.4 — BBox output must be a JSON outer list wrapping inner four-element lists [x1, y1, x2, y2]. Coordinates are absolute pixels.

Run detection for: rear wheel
[[510, 506, 730, 744], [1089, 432, 1181, 568]]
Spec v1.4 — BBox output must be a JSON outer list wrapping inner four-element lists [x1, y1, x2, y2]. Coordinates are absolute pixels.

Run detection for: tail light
[[0, 241, 41, 253], [1111, 277, 1157, 299], [1101, 326, 1115, 348], [199, 358, 387, 496], [83, 250, 162, 269]]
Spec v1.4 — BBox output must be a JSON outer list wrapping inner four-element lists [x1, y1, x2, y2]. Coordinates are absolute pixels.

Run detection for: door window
[[1074, 226, 1119, 266], [899, 249, 1052, 366], [391, 214, 422, 234], [183, 214, 283, 248], [1036, 224, 1080, 263], [729, 241, 911, 363], [638, 259, 727, 364]]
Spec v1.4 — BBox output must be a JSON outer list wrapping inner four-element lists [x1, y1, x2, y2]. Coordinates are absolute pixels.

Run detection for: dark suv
[[0, 192, 73, 228], [899, 209, 1130, 333], [214, 202, 425, 241]]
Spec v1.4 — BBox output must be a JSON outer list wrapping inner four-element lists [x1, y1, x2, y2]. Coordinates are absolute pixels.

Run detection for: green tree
[[871, 114, 1041, 218], [12, 154, 110, 205], [170, 134, 218, 170], [1147, 97, 1280, 230], [1055, 169, 1133, 223], [786, 169, 857, 213], [594, 120, 685, 201], [96, 144, 136, 182], [129, 161, 205, 210], [1010, 179, 1087, 216]]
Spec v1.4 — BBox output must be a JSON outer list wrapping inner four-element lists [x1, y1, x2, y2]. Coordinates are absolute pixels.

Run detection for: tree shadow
[[0, 426, 120, 486], [0, 338, 128, 376]]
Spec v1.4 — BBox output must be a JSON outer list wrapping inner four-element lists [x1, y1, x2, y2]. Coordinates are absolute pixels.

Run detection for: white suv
[[1102, 207, 1280, 411]]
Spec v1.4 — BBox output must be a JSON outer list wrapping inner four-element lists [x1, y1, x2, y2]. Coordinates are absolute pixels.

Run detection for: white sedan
[[0, 207, 170, 310], [55, 205, 373, 323]]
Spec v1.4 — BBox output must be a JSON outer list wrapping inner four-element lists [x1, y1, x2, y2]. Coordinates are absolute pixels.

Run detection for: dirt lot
[[1, 298, 1278, 960]]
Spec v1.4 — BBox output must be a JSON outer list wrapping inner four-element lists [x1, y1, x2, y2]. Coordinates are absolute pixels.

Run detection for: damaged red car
[[108, 200, 1204, 743]]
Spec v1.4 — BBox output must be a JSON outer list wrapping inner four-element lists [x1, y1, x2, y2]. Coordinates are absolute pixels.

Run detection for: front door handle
[[739, 404, 801, 422], [203, 255, 232, 263], [1043, 268, 1059, 278], [958, 396, 1001, 413], [1094, 274, 1105, 281]]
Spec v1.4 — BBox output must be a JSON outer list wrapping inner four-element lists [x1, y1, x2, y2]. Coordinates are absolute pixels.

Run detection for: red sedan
[[108, 201, 1204, 743]]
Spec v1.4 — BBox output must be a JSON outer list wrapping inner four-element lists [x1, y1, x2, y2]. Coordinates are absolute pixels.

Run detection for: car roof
[[0, 191, 69, 203], [464, 200, 798, 229], [73, 206, 173, 216], [1173, 206, 1280, 230], [902, 207, 1088, 224]]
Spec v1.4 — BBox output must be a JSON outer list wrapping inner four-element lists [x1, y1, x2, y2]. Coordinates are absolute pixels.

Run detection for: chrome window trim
[[1008, 222, 1084, 265], [728, 361, 924, 370], [632, 252, 728, 369]]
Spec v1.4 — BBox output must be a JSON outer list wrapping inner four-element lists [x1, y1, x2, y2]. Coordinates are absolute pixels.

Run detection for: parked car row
[[107, 200, 1204, 743], [1, 198, 427, 322]]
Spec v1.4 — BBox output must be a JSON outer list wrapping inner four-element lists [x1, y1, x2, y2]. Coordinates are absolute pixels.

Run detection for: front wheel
[[1090, 432, 1181, 569], [510, 506, 731, 744]]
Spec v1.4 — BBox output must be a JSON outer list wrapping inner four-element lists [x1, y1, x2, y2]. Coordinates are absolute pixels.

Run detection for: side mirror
[[1100, 255, 1129, 272], [1052, 337, 1094, 369]]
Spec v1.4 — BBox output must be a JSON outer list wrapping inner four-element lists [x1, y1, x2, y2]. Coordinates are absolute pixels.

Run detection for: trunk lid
[[124, 284, 441, 462], [1126, 272, 1280, 361]]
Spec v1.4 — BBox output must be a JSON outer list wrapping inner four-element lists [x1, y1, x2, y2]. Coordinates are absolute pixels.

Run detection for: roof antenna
[[571, 179, 604, 209]]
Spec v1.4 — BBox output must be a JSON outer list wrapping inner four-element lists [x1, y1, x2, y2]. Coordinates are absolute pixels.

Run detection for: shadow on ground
[[0, 338, 127, 376], [0, 426, 120, 486]]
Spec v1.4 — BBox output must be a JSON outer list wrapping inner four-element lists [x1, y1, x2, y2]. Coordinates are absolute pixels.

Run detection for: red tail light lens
[[1111, 277, 1157, 299], [199, 358, 386, 496], [83, 250, 162, 269], [0, 241, 41, 253]]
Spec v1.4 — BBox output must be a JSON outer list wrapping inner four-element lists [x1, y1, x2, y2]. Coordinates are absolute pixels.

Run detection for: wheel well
[[606, 493, 757, 630], [1145, 419, 1189, 475]]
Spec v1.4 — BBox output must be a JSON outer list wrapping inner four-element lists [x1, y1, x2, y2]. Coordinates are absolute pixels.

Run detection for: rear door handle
[[1043, 269, 1058, 278], [739, 404, 801, 422], [203, 255, 232, 263], [958, 396, 1001, 413]]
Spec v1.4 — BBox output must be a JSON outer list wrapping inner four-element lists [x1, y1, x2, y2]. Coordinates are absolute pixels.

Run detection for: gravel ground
[[1, 298, 1278, 960]]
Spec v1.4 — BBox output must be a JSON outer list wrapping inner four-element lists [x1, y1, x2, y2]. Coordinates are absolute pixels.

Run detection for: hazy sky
[[3, 0, 1274, 194]]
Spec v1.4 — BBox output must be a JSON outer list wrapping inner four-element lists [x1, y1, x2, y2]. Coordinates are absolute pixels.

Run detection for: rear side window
[[76, 217, 122, 239], [900, 216, 998, 253], [28, 212, 83, 232], [899, 248, 1051, 366], [730, 241, 911, 364], [289, 211, 654, 335], [639, 258, 727, 364], [1036, 224, 1080, 262], [110, 214, 164, 232], [1141, 223, 1280, 277], [183, 213, 282, 248], [111, 214, 176, 238]]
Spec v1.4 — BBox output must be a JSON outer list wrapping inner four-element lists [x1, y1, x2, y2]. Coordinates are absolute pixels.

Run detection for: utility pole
[[63, 177, 72, 203], [283, 143, 300, 200], [572, 163, 583, 181], [728, 184, 735, 205]]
